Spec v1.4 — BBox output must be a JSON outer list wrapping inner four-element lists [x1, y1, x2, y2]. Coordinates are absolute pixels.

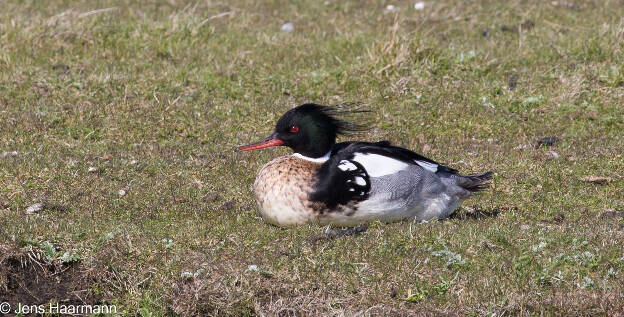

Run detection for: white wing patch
[[415, 160, 438, 173], [338, 160, 358, 171], [352, 153, 409, 177], [354, 176, 367, 186]]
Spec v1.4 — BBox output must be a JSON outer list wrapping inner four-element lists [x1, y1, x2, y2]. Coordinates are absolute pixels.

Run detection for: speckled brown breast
[[253, 155, 325, 226]]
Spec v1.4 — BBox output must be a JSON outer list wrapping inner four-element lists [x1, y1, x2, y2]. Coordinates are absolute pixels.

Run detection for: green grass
[[1, 0, 623, 315]]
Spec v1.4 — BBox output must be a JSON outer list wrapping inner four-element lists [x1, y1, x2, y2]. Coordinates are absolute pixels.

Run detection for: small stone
[[280, 22, 294, 33], [535, 136, 559, 148], [549, 150, 559, 159], [26, 203, 44, 214], [130, 160, 138, 165], [247, 264, 259, 272], [414, 1, 425, 10], [520, 224, 531, 231], [88, 167, 98, 173], [0, 151, 18, 158], [385, 4, 399, 12], [118, 189, 127, 196]]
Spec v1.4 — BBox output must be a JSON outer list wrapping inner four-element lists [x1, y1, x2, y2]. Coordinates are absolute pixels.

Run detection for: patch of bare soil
[[0, 243, 102, 315]]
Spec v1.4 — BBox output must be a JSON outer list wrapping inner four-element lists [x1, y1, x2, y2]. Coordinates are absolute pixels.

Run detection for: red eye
[[290, 125, 299, 133]]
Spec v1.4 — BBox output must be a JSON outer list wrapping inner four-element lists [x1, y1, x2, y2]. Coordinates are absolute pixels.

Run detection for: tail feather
[[457, 171, 493, 193]]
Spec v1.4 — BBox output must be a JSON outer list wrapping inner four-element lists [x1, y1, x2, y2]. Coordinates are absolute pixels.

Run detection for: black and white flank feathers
[[310, 141, 492, 212]]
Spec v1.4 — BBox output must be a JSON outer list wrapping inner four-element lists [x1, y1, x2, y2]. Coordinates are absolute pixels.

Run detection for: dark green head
[[236, 103, 368, 158]]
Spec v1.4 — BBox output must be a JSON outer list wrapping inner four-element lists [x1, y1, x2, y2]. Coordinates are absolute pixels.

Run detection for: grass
[[1, 0, 623, 315]]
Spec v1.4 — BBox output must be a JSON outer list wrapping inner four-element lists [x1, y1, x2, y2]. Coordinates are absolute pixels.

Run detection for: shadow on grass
[[449, 206, 508, 221], [308, 206, 511, 243], [307, 225, 369, 244]]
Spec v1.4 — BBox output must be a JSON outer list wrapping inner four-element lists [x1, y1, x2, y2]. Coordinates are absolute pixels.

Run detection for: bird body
[[237, 104, 492, 227]]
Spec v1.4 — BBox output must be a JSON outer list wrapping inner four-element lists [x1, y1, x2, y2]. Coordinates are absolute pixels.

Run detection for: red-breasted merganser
[[236, 103, 492, 227]]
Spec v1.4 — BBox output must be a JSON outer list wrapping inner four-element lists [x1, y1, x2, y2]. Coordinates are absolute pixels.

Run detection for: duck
[[235, 103, 492, 227]]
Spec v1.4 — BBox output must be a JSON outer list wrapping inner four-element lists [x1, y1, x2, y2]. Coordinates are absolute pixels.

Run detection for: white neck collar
[[292, 151, 331, 163]]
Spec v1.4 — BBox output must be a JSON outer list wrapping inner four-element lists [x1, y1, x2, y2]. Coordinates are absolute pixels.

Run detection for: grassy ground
[[1, 0, 623, 315]]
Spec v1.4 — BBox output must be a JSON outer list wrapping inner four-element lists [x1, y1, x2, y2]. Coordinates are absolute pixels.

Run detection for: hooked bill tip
[[235, 135, 285, 152]]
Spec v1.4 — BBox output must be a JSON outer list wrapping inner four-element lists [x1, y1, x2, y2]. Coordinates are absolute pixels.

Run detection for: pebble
[[0, 151, 18, 158], [385, 4, 399, 12], [88, 167, 98, 173], [247, 264, 259, 272], [118, 189, 127, 197], [280, 22, 294, 33], [535, 136, 560, 147], [26, 203, 44, 214], [414, 1, 425, 10]]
